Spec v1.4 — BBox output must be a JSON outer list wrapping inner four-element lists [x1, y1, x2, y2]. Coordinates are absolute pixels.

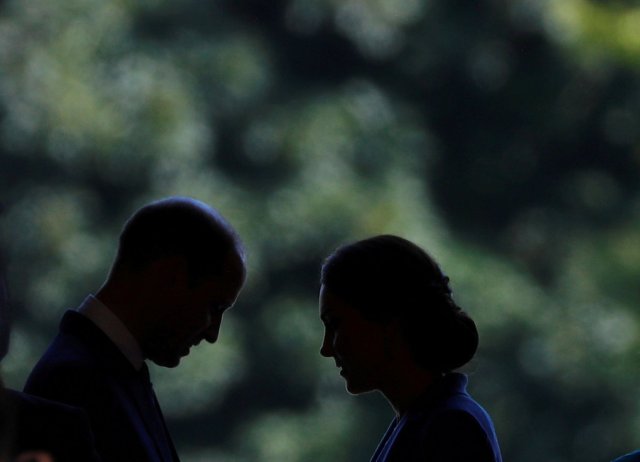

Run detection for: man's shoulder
[[24, 311, 119, 400], [24, 352, 108, 407], [27, 322, 103, 382], [6, 389, 101, 462], [31, 309, 124, 374], [7, 389, 89, 425]]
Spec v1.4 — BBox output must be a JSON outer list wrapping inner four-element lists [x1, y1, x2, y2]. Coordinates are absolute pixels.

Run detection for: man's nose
[[203, 314, 223, 343]]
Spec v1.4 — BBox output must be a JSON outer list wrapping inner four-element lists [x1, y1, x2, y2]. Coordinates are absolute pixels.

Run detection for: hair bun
[[441, 310, 479, 370], [404, 303, 479, 372]]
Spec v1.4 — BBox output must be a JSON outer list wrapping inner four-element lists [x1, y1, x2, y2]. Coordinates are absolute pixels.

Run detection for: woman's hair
[[320, 235, 478, 373]]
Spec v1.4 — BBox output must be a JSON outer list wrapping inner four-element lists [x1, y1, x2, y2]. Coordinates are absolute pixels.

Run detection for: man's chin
[[148, 354, 182, 368]]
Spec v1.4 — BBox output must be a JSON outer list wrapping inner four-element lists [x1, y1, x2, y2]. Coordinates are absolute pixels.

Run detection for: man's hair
[[113, 197, 244, 285]]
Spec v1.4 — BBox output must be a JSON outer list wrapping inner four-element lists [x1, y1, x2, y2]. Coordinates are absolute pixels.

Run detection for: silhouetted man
[[24, 197, 246, 462]]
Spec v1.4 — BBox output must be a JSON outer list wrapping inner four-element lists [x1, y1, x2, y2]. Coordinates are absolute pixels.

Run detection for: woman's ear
[[381, 318, 405, 361]]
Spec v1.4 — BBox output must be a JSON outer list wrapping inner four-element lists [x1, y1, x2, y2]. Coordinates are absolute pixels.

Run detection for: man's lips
[[180, 340, 200, 356]]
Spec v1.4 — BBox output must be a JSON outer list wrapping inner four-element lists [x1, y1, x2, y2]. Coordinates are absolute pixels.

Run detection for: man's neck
[[77, 294, 145, 370]]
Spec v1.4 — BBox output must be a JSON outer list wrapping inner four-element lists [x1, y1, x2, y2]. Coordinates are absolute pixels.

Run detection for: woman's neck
[[380, 365, 442, 417]]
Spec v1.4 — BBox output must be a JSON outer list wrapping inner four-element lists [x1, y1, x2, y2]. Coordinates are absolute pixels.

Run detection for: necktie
[[137, 364, 179, 462]]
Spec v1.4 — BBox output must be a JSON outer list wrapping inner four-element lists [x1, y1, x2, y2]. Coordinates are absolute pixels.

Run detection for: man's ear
[[147, 255, 190, 289]]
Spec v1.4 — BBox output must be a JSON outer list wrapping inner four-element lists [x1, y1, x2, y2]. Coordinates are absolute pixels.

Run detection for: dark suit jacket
[[5, 389, 101, 462], [370, 373, 502, 462], [24, 311, 179, 462]]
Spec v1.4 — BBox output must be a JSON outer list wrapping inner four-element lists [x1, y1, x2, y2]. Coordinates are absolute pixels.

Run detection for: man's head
[[101, 196, 246, 368], [113, 197, 244, 285]]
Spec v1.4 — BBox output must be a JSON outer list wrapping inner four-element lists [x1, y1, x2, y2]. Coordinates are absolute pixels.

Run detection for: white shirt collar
[[77, 294, 145, 371]]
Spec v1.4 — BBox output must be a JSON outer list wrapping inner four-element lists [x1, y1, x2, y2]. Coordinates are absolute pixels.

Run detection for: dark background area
[[1, 1, 640, 461]]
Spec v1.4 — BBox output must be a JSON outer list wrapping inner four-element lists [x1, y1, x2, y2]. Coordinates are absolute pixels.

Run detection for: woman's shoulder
[[417, 373, 488, 416], [406, 374, 502, 461], [612, 450, 640, 462], [409, 407, 501, 462]]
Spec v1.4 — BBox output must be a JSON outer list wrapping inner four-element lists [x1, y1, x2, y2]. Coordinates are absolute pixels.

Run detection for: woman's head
[[320, 235, 478, 375]]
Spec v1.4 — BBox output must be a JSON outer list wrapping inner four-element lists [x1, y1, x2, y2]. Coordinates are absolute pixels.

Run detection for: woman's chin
[[344, 378, 375, 395]]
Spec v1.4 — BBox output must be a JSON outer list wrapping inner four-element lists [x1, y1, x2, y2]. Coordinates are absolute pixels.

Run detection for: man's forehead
[[206, 254, 245, 294], [225, 247, 246, 272]]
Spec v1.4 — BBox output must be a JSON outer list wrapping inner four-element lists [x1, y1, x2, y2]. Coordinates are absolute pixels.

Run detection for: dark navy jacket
[[24, 311, 179, 462], [6, 389, 101, 462], [370, 373, 502, 462]]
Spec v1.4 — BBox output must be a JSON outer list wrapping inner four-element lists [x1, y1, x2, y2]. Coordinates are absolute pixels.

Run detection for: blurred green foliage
[[1, 0, 639, 461]]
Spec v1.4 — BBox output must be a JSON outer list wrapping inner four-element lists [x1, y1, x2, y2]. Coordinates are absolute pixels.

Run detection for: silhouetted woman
[[319, 235, 502, 462]]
